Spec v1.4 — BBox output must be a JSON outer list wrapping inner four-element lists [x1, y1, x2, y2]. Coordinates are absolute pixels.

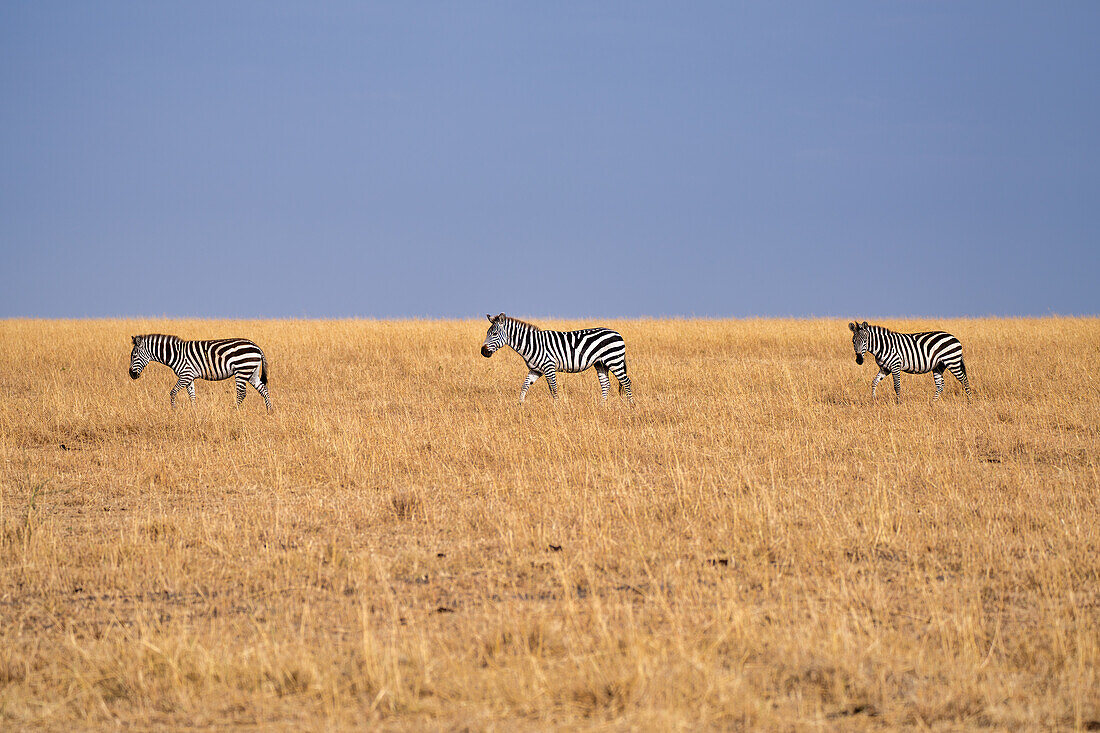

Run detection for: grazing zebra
[[481, 313, 634, 403], [129, 334, 272, 411], [849, 321, 971, 403]]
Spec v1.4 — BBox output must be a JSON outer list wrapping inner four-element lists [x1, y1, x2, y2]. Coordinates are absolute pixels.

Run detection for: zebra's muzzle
[[481, 346, 492, 358], [855, 354, 864, 365], [129, 369, 141, 379]]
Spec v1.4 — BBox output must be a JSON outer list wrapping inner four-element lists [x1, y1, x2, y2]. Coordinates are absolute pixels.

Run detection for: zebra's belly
[[557, 362, 594, 374], [527, 359, 592, 374], [876, 357, 930, 375]]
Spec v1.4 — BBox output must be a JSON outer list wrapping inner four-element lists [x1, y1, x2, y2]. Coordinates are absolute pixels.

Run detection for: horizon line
[[2, 313, 1097, 321]]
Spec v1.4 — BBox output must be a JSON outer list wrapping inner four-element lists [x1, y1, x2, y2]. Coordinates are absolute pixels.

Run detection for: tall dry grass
[[1, 318, 1098, 730]]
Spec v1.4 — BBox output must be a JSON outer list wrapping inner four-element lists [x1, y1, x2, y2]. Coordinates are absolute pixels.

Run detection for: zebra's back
[[183, 338, 265, 381], [886, 330, 964, 373], [542, 327, 626, 373]]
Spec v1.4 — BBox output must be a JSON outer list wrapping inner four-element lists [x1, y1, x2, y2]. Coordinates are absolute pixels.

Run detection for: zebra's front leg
[[891, 367, 902, 404], [595, 364, 611, 400], [544, 368, 559, 399], [170, 377, 191, 408], [871, 369, 887, 399], [519, 370, 541, 403]]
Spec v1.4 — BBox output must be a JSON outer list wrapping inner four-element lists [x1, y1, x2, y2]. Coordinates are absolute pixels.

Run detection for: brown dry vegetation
[[1, 318, 1098, 731]]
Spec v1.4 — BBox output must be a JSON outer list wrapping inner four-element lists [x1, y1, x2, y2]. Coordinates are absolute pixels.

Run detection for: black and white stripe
[[129, 334, 272, 411], [481, 313, 634, 403], [849, 321, 971, 402]]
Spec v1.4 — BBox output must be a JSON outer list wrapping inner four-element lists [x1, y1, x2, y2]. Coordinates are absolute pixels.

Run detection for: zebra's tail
[[260, 356, 268, 386]]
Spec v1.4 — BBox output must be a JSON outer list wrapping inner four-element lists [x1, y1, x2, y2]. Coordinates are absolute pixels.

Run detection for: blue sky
[[2, 2, 1097, 318]]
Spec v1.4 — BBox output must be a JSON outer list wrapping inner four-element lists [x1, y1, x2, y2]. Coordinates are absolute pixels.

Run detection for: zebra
[[129, 334, 272, 411], [481, 313, 634, 403], [849, 321, 971, 403]]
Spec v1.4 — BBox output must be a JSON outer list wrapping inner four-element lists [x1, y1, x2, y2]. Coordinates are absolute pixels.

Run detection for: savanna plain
[[1, 318, 1098, 731]]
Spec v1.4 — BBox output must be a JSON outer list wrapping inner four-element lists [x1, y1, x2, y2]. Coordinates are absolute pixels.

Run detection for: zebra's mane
[[501, 316, 542, 331], [141, 333, 183, 344]]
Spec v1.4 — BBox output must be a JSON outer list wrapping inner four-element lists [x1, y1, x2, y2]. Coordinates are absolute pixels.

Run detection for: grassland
[[1, 318, 1098, 730]]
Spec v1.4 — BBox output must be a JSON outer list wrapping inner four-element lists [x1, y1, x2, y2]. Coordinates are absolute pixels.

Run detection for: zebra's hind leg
[[595, 364, 611, 400], [951, 360, 972, 401], [519, 370, 540, 402], [932, 365, 946, 400], [255, 383, 272, 412], [608, 361, 634, 405], [235, 375, 248, 406], [249, 365, 272, 412]]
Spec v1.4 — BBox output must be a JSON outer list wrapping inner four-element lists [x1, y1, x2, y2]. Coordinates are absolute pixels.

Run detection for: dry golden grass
[[1, 318, 1098, 730]]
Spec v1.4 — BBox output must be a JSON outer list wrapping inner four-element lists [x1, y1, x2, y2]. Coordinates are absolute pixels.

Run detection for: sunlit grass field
[[1, 318, 1098, 730]]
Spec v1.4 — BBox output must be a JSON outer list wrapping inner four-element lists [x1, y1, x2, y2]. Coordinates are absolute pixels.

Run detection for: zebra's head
[[129, 335, 151, 379], [849, 321, 870, 364], [482, 313, 507, 357]]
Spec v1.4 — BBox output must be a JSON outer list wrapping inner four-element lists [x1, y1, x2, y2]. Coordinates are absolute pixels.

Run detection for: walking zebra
[[481, 313, 634, 403], [129, 334, 272, 411], [849, 321, 971, 403]]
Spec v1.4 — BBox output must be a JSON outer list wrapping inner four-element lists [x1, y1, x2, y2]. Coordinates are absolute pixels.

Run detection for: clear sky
[[2, 2, 1097, 318]]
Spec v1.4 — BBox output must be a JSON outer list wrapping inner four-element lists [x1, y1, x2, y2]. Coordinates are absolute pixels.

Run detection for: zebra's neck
[[503, 319, 540, 362], [866, 325, 892, 358], [148, 335, 182, 368]]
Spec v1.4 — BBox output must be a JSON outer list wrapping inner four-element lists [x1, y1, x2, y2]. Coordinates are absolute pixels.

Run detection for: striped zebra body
[[129, 334, 272, 411], [481, 313, 634, 403], [849, 321, 971, 402]]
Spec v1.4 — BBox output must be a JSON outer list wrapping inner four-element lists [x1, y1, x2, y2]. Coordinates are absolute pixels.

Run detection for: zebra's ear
[[486, 314, 493, 322], [848, 322, 856, 332], [861, 321, 868, 328], [131, 335, 139, 345]]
